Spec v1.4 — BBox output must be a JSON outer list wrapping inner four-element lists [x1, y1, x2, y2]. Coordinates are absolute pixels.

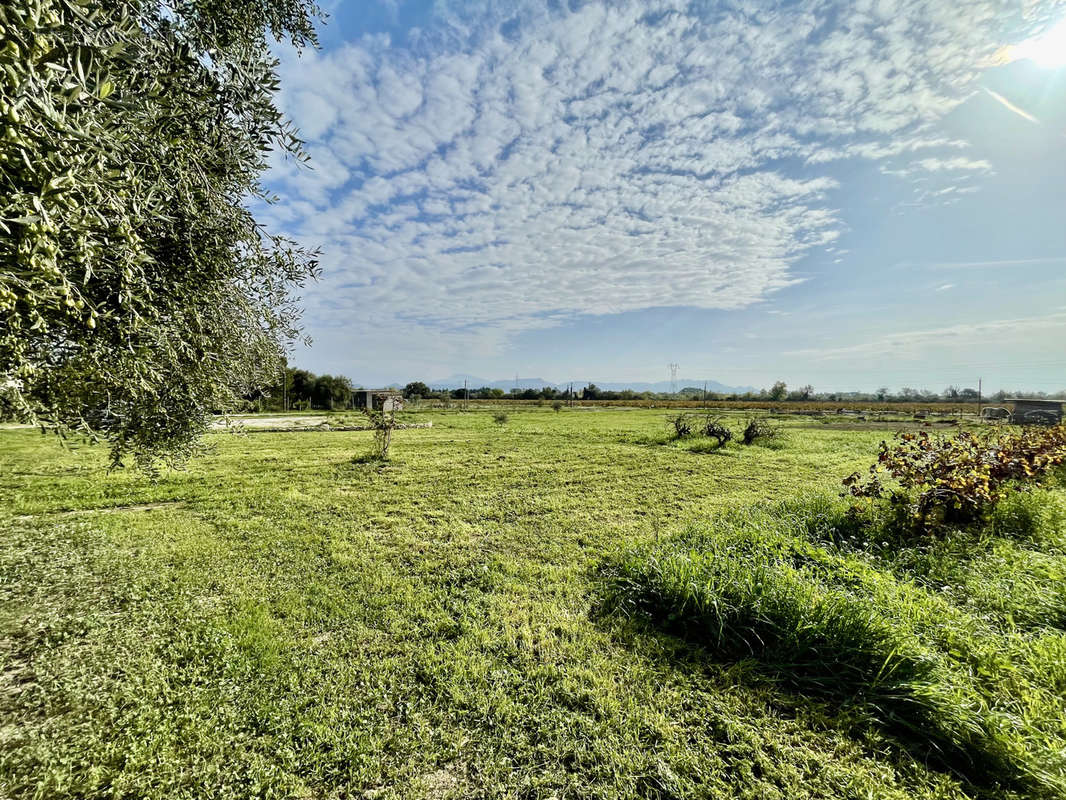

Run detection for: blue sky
[[261, 0, 1066, 392]]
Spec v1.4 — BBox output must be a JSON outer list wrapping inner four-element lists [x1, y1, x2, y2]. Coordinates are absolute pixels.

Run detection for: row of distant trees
[[248, 367, 354, 411], [405, 379, 1065, 404], [245, 372, 1066, 411]]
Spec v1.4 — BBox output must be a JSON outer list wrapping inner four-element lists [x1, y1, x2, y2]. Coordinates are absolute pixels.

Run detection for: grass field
[[2, 408, 1064, 799]]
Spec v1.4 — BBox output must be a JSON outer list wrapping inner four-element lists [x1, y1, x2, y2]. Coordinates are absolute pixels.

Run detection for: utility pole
[[977, 377, 982, 417], [703, 381, 708, 409], [464, 379, 468, 411]]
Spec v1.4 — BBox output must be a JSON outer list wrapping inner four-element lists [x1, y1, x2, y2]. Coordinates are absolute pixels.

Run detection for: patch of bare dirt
[[14, 500, 187, 521], [210, 416, 433, 433], [420, 766, 462, 799], [210, 415, 324, 430]]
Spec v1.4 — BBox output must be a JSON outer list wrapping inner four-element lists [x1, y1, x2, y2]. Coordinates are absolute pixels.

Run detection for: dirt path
[[210, 416, 433, 433], [210, 415, 326, 430], [13, 500, 188, 522]]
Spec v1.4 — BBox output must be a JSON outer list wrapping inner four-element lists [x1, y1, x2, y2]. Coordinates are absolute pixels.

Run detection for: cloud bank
[[262, 0, 1049, 356]]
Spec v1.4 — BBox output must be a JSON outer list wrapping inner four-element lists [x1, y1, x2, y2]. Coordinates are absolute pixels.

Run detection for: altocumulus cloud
[[260, 0, 1049, 355]]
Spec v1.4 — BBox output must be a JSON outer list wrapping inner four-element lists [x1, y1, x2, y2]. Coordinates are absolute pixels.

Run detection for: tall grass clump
[[601, 500, 1066, 796], [605, 540, 934, 701], [989, 486, 1066, 548]]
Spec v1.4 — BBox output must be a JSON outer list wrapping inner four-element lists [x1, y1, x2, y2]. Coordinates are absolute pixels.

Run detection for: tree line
[[250, 367, 354, 411], [239, 370, 1066, 412], [401, 380, 1065, 404]]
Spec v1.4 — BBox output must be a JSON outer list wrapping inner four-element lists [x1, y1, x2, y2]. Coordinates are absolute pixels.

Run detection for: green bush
[[492, 412, 509, 425]]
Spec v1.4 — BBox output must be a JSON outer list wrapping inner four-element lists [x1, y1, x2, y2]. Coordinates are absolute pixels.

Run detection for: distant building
[[352, 389, 404, 412], [980, 406, 1011, 421], [1007, 398, 1063, 426]]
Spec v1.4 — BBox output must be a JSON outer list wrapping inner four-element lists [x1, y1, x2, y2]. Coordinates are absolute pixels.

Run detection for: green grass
[[1, 409, 1063, 799], [602, 495, 1066, 797]]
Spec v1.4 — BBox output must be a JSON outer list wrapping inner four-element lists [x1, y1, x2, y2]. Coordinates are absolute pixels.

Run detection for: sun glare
[[1012, 19, 1066, 67]]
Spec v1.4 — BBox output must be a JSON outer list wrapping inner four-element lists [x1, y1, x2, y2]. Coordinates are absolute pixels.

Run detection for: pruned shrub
[[701, 417, 733, 446], [741, 417, 778, 445], [362, 409, 396, 459], [844, 426, 1066, 530], [668, 413, 695, 438]]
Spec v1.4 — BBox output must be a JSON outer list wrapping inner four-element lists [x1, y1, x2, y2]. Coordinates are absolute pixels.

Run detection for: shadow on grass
[[350, 452, 389, 465], [331, 453, 407, 477], [615, 432, 674, 447], [680, 438, 735, 455], [617, 433, 739, 456]]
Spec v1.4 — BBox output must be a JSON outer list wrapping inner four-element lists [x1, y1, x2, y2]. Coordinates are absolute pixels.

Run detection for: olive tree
[[0, 0, 321, 467]]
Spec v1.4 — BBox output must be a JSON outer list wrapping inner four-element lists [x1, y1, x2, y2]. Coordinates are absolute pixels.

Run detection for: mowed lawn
[[0, 409, 1055, 799]]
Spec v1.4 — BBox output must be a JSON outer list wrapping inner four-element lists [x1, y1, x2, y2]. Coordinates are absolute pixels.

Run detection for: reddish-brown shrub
[[843, 426, 1066, 529]]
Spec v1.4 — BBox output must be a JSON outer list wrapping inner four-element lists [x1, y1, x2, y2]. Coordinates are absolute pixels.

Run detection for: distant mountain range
[[414, 374, 756, 394]]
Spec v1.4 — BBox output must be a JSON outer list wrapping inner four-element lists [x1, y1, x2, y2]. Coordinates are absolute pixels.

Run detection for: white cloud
[[880, 156, 994, 186], [786, 312, 1066, 361], [931, 256, 1066, 269], [264, 0, 1048, 355]]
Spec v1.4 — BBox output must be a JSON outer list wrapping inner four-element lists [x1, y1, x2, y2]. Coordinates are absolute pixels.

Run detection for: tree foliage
[[768, 381, 788, 402], [311, 374, 351, 410], [403, 381, 430, 399], [249, 366, 355, 410], [0, 0, 321, 467], [286, 369, 315, 407]]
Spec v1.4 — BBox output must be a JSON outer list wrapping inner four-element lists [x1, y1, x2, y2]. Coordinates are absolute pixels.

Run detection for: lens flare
[[1011, 19, 1066, 67]]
